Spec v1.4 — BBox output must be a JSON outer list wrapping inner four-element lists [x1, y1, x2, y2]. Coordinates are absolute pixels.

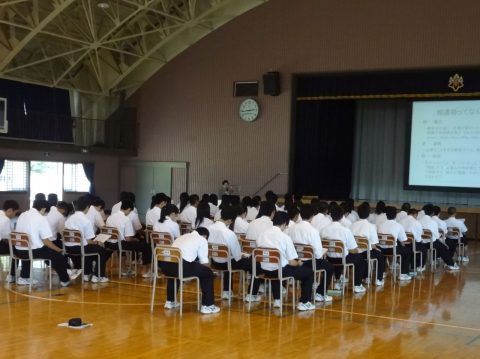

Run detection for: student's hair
[[149, 195, 156, 209], [310, 197, 319, 206], [230, 195, 241, 207], [286, 205, 300, 221], [127, 192, 136, 203], [360, 201, 370, 207], [222, 180, 229, 186], [375, 201, 386, 215], [330, 205, 344, 222], [195, 201, 211, 228], [47, 193, 58, 207], [328, 201, 338, 214], [201, 193, 209, 202], [401, 202, 411, 212], [272, 211, 290, 227], [318, 201, 329, 214], [284, 193, 294, 208], [257, 201, 276, 218], [33, 199, 50, 212], [423, 204, 434, 216], [179, 192, 189, 212], [56, 201, 70, 216], [241, 196, 251, 208], [121, 200, 134, 211], [251, 196, 261, 208], [35, 193, 46, 201], [220, 206, 236, 222], [196, 227, 210, 238], [91, 197, 105, 209], [160, 204, 179, 223], [408, 208, 418, 216], [433, 206, 442, 216], [447, 207, 457, 216], [357, 203, 370, 220], [385, 206, 397, 220], [153, 193, 168, 207], [300, 204, 314, 220], [189, 194, 199, 206], [265, 190, 278, 205], [76, 196, 91, 211], [209, 194, 218, 206], [340, 202, 349, 214], [2, 200, 19, 211], [234, 204, 247, 217], [346, 198, 355, 212]]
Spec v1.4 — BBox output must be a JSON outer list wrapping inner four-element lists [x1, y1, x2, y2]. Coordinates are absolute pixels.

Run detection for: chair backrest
[[236, 233, 246, 241], [404, 232, 414, 244], [180, 222, 192, 235], [9, 232, 30, 248], [354, 236, 369, 251], [208, 243, 230, 261], [447, 226, 461, 239], [155, 245, 182, 263], [294, 244, 315, 261], [150, 231, 173, 246], [146, 225, 153, 232], [100, 226, 120, 240], [377, 233, 396, 247], [239, 238, 257, 254], [321, 239, 345, 258], [252, 247, 281, 264], [422, 229, 433, 241], [62, 229, 82, 244], [438, 228, 445, 240]]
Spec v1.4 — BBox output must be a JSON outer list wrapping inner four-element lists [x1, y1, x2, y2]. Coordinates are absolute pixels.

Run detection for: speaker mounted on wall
[[234, 81, 259, 97], [263, 71, 280, 96]]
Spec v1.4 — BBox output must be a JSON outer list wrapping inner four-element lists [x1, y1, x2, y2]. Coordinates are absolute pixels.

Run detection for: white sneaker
[[6, 274, 15, 283], [258, 284, 265, 293], [282, 286, 287, 295], [297, 302, 316, 311], [245, 294, 262, 302], [91, 275, 109, 283], [354, 285, 366, 293], [200, 305, 220, 314], [409, 271, 417, 277], [83, 275, 91, 282], [273, 299, 281, 308], [399, 274, 411, 281], [462, 256, 470, 262], [164, 301, 180, 309], [141, 272, 153, 278], [447, 264, 460, 271], [375, 279, 385, 287], [16, 277, 38, 285], [68, 269, 81, 281], [364, 278, 370, 284], [416, 266, 426, 272], [315, 293, 333, 302], [60, 280, 71, 287], [340, 275, 349, 283], [333, 282, 342, 290]]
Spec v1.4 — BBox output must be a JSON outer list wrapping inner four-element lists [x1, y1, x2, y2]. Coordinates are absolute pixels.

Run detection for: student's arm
[[42, 238, 63, 253]]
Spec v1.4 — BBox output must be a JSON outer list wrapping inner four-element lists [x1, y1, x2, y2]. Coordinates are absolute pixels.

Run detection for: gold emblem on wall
[[448, 73, 464, 92]]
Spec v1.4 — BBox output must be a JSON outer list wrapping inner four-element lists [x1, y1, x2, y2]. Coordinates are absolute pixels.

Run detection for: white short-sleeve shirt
[[86, 206, 105, 233], [396, 211, 408, 223], [146, 206, 161, 227], [311, 213, 332, 233], [15, 208, 52, 250], [374, 213, 388, 227], [64, 211, 95, 246], [320, 222, 357, 258], [418, 215, 440, 242], [246, 216, 273, 240], [432, 216, 448, 234], [399, 215, 423, 242], [180, 205, 197, 224], [172, 231, 209, 264], [208, 221, 242, 263], [153, 216, 180, 239], [246, 206, 259, 222], [209, 203, 220, 218], [234, 216, 249, 234], [193, 217, 213, 230], [288, 220, 323, 259], [0, 210, 13, 240], [106, 211, 135, 241], [350, 219, 378, 251], [46, 206, 65, 240], [377, 219, 407, 247], [256, 226, 298, 271], [445, 217, 468, 237]]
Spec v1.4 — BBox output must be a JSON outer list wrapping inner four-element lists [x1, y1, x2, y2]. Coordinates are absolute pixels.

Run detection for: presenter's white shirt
[[64, 211, 95, 246], [153, 216, 180, 239], [311, 213, 332, 233], [257, 226, 298, 271], [234, 216, 249, 234], [246, 216, 273, 240], [0, 210, 13, 240], [350, 219, 378, 251], [288, 221, 323, 259], [16, 208, 52, 250], [172, 231, 209, 264], [86, 206, 105, 233], [106, 211, 135, 241], [208, 221, 242, 263], [399, 215, 423, 242], [320, 222, 357, 258]]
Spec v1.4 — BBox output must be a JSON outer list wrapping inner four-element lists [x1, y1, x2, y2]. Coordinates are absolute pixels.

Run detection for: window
[[0, 160, 28, 191], [63, 163, 90, 192]]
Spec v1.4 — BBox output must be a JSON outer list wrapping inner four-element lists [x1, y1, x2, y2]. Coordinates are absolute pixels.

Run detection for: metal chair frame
[[100, 226, 137, 278], [322, 239, 354, 295], [421, 229, 437, 271], [294, 243, 326, 303], [62, 229, 101, 283], [354, 236, 378, 286]]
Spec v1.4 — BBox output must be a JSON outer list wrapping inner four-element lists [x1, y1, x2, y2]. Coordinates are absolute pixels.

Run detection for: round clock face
[[239, 98, 259, 122]]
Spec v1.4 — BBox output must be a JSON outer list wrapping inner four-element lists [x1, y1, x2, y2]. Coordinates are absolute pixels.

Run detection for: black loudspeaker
[[263, 71, 280, 96]]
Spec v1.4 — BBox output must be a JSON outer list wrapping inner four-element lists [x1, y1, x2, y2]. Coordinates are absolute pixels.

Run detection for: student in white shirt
[[112, 192, 142, 232], [445, 206, 469, 261], [321, 205, 367, 293], [64, 196, 112, 282], [373, 201, 387, 227], [350, 203, 386, 286], [180, 194, 199, 224], [399, 208, 427, 271], [285, 205, 301, 232], [345, 198, 360, 223], [418, 204, 458, 270], [193, 201, 214, 229], [233, 205, 249, 234], [105, 200, 152, 277], [0, 200, 21, 282], [288, 204, 334, 301], [178, 192, 190, 213], [311, 201, 332, 233], [208, 194, 220, 218], [46, 200, 69, 243], [432, 206, 448, 240], [209, 207, 261, 302], [15, 200, 74, 286], [153, 204, 180, 239], [246, 201, 275, 240], [257, 212, 316, 311], [396, 203, 410, 223], [86, 197, 106, 233], [246, 196, 260, 222], [159, 227, 220, 314], [146, 193, 168, 227], [377, 206, 413, 281]]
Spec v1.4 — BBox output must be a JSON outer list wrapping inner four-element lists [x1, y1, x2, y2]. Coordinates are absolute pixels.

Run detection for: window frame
[[0, 159, 30, 193], [63, 162, 91, 193]]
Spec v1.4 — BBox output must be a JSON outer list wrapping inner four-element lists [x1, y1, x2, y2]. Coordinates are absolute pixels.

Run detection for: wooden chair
[[421, 229, 436, 271], [62, 229, 100, 283], [321, 239, 354, 295], [447, 227, 464, 261], [405, 232, 423, 273], [354, 236, 377, 286], [8, 232, 52, 292], [249, 247, 295, 316], [100, 226, 137, 278], [377, 234, 401, 281], [180, 222, 192, 235], [239, 238, 257, 256], [236, 233, 246, 241], [144, 225, 153, 244], [149, 231, 174, 272], [208, 243, 245, 305], [294, 243, 326, 303], [150, 245, 201, 316]]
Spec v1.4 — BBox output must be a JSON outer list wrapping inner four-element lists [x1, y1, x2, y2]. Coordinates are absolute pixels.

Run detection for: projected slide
[[409, 100, 480, 189]]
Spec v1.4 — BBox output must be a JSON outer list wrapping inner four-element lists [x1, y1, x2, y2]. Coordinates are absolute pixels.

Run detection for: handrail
[[253, 172, 288, 196]]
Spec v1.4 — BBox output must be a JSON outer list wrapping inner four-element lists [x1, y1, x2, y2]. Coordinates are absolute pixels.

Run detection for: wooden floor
[[1, 244, 480, 359]]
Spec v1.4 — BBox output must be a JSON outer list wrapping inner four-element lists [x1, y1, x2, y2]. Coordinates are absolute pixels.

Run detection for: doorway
[[29, 161, 63, 206]]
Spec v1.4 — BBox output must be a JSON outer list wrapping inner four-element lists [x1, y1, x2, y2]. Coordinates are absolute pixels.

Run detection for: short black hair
[[76, 196, 91, 211], [33, 199, 50, 212], [222, 180, 229, 185], [257, 201, 276, 218], [189, 194, 199, 205], [196, 227, 210, 238], [272, 211, 289, 226], [424, 204, 434, 216], [433, 206, 441, 216], [357, 203, 370, 220], [57, 201, 70, 216], [91, 196, 105, 208], [330, 205, 343, 222], [221, 206, 236, 221], [317, 201, 329, 214], [408, 208, 418, 216], [300, 204, 314, 220], [385, 206, 397, 220], [3, 200, 19, 212], [447, 207, 456, 216], [286, 205, 300, 221], [401, 202, 411, 212], [375, 201, 386, 215], [121, 200, 134, 211], [35, 193, 46, 201], [47, 193, 58, 207], [154, 193, 168, 205]]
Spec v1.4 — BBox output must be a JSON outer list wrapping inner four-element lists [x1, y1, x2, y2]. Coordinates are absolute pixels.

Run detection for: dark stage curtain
[[82, 163, 95, 194], [0, 158, 4, 175]]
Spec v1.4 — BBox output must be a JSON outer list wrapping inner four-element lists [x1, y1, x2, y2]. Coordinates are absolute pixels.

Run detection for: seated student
[[432, 206, 448, 240], [233, 205, 249, 234], [396, 203, 411, 223], [350, 203, 386, 286], [377, 206, 413, 281], [86, 197, 106, 233], [321, 205, 367, 293], [112, 192, 142, 232], [153, 204, 180, 239], [288, 204, 334, 301], [399, 208, 427, 272], [345, 198, 359, 223], [257, 212, 316, 311], [311, 201, 332, 232], [146, 193, 168, 227], [15, 199, 77, 286], [105, 200, 152, 277], [245, 201, 275, 240], [46, 196, 69, 246], [193, 201, 214, 229], [246, 196, 260, 222], [285, 205, 301, 232], [208, 207, 261, 302], [445, 206, 469, 262], [159, 227, 220, 314], [180, 194, 199, 224], [372, 201, 387, 227], [339, 203, 353, 229], [64, 196, 113, 283], [418, 204, 459, 270], [177, 192, 189, 213], [265, 190, 280, 211], [0, 200, 21, 283], [208, 194, 220, 218]]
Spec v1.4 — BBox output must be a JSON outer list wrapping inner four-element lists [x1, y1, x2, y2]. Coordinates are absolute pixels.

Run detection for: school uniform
[[399, 215, 427, 268], [146, 206, 161, 227], [311, 213, 332, 233], [418, 215, 455, 266], [64, 211, 112, 277], [432, 215, 448, 242], [320, 222, 366, 285], [180, 204, 197, 224], [374, 213, 387, 227], [46, 206, 66, 253], [153, 216, 180, 239], [340, 216, 352, 229], [0, 210, 18, 277], [209, 203, 220, 218], [445, 216, 468, 257], [346, 210, 359, 224], [159, 231, 215, 306], [396, 211, 408, 223], [15, 208, 70, 282], [245, 206, 259, 222], [192, 217, 213, 230], [245, 216, 273, 240], [288, 221, 334, 295], [350, 219, 385, 281], [112, 202, 141, 231], [377, 219, 412, 275], [257, 226, 314, 303], [213, 209, 222, 222], [86, 206, 105, 233], [234, 216, 249, 234]]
